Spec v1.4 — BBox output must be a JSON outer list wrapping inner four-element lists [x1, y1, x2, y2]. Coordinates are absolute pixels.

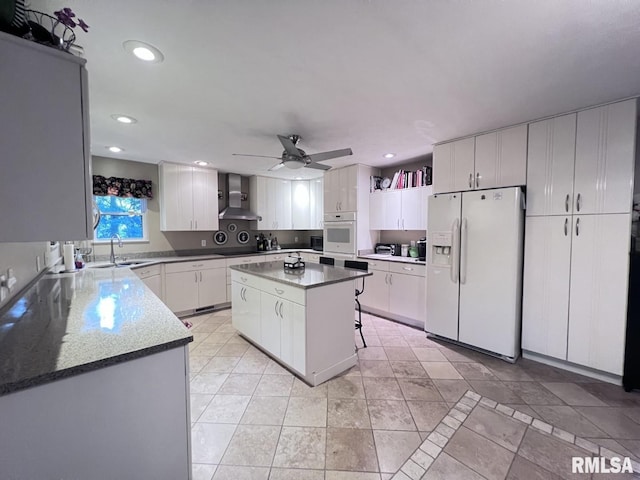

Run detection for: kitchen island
[[0, 267, 193, 480], [231, 261, 372, 386]]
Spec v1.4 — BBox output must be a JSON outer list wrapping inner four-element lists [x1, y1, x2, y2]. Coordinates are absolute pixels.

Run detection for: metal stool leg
[[355, 297, 366, 348]]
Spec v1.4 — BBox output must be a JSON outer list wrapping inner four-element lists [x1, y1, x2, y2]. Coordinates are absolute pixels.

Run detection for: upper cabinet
[[159, 163, 219, 231], [291, 180, 310, 230], [369, 186, 432, 231], [526, 99, 637, 216], [433, 125, 527, 194], [0, 33, 91, 241], [309, 178, 324, 229], [324, 165, 358, 213]]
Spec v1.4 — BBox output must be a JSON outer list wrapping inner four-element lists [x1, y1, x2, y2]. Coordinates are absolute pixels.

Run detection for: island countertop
[[229, 261, 372, 289], [0, 267, 192, 396]]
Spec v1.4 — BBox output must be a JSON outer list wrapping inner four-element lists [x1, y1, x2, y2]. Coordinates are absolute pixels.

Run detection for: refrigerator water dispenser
[[431, 232, 453, 266]]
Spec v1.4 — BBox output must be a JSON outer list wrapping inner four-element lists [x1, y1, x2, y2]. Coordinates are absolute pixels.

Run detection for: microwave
[[310, 235, 323, 252]]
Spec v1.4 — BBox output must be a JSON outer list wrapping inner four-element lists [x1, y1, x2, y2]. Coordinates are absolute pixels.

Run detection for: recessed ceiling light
[[111, 114, 137, 124], [295, 177, 302, 180], [108, 146, 123, 153], [384, 153, 395, 159], [123, 40, 165, 63], [194, 161, 209, 166]]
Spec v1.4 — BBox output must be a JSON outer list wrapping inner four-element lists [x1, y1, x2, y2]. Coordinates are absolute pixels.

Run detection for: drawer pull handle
[[275, 288, 284, 294], [403, 267, 413, 271]]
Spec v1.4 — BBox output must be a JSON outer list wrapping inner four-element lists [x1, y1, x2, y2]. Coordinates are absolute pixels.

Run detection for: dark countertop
[[230, 261, 372, 289], [0, 267, 192, 396]]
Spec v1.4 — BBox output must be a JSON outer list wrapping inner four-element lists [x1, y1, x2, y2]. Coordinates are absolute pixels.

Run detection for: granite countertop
[[230, 261, 372, 289], [86, 248, 317, 270], [0, 267, 192, 396], [358, 253, 426, 265]]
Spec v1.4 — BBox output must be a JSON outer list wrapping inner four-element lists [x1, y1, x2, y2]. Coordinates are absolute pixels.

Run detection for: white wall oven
[[323, 212, 356, 258]]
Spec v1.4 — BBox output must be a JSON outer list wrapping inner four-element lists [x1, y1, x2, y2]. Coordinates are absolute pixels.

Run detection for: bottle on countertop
[[267, 233, 273, 251], [273, 236, 279, 250], [74, 251, 84, 269]]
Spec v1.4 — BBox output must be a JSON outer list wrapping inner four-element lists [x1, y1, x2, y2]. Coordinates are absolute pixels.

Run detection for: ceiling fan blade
[[269, 162, 286, 171], [277, 135, 302, 157], [232, 153, 282, 159], [306, 148, 353, 163], [305, 162, 331, 171]]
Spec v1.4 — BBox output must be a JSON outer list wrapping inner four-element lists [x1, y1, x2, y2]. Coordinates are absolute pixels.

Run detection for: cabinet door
[[192, 167, 219, 231], [260, 293, 281, 356], [359, 270, 389, 312], [567, 214, 631, 375], [232, 283, 261, 342], [142, 275, 162, 300], [475, 125, 527, 190], [521, 216, 572, 360], [526, 114, 577, 216], [160, 163, 194, 231], [291, 180, 311, 230], [432, 138, 475, 194], [574, 99, 636, 215], [389, 272, 426, 326], [323, 169, 340, 213], [198, 267, 226, 308], [384, 190, 402, 230], [0, 37, 90, 241], [164, 271, 199, 312], [400, 188, 424, 230], [369, 192, 386, 230], [342, 165, 358, 212], [275, 179, 292, 229], [280, 301, 306, 373], [309, 178, 324, 228]]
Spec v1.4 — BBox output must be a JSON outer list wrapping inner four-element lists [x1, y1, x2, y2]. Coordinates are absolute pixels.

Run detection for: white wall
[[0, 242, 48, 310]]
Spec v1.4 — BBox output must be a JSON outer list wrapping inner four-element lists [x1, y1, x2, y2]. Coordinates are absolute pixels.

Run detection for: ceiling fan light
[[283, 159, 305, 169]]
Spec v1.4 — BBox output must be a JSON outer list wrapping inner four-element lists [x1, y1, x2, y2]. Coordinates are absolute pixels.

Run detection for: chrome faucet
[[110, 234, 123, 264]]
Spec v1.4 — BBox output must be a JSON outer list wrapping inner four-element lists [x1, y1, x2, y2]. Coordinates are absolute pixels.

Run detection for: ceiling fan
[[232, 134, 352, 171]]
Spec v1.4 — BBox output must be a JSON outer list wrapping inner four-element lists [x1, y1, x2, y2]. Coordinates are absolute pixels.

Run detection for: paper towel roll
[[63, 244, 75, 272]]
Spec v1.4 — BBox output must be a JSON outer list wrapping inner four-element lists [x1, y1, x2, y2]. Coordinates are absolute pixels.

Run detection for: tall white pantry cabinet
[[522, 99, 637, 377]]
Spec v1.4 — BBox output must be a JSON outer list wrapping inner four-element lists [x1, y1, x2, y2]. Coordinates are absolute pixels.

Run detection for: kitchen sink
[[87, 260, 151, 269]]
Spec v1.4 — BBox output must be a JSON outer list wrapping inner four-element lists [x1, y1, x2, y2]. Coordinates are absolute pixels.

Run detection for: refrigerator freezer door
[[458, 187, 524, 358], [426, 193, 462, 340]]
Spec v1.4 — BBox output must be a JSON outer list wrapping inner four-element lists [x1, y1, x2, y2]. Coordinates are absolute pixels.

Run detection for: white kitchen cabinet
[[291, 180, 310, 229], [250, 177, 292, 230], [369, 187, 431, 231], [388, 263, 426, 322], [567, 214, 631, 375], [226, 256, 265, 301], [260, 292, 282, 356], [309, 178, 324, 229], [280, 301, 306, 373], [133, 264, 164, 301], [300, 252, 321, 264], [359, 263, 390, 313], [574, 99, 636, 215], [526, 113, 577, 216], [433, 137, 475, 194], [474, 124, 528, 190], [232, 282, 261, 342], [0, 32, 91, 242], [164, 259, 226, 312], [324, 165, 358, 213], [521, 216, 572, 360], [159, 163, 219, 231]]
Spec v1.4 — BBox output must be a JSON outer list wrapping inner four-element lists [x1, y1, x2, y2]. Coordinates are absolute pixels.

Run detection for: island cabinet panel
[[0, 33, 91, 241], [280, 302, 306, 373], [260, 292, 283, 357], [232, 282, 261, 342]]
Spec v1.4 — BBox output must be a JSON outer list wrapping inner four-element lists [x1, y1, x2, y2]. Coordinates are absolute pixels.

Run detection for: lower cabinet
[[522, 213, 631, 376], [232, 283, 261, 342], [133, 264, 164, 301], [164, 259, 226, 313], [359, 259, 426, 327]]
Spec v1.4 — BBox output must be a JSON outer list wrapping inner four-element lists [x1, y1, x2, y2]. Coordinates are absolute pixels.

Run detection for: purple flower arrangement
[[54, 7, 89, 33]]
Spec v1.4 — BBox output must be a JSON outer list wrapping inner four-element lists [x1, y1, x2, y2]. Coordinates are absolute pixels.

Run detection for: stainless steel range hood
[[218, 173, 261, 221]]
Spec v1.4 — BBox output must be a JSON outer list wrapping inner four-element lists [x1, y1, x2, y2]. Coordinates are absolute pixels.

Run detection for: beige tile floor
[[187, 309, 640, 480]]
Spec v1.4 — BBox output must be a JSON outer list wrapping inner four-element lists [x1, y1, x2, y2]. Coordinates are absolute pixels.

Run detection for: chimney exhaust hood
[[218, 173, 261, 221]]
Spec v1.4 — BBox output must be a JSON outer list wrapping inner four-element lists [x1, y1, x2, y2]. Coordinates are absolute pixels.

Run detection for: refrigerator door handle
[[460, 218, 468, 284], [451, 218, 460, 284]]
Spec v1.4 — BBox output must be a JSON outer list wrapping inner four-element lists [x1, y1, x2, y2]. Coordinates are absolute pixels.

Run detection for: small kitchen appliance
[[284, 254, 305, 270], [417, 237, 427, 261], [310, 235, 323, 251], [374, 243, 401, 256]]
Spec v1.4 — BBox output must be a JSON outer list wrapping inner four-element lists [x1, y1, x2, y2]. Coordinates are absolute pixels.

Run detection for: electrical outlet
[[0, 275, 6, 302], [294, 236, 299, 243], [201, 239, 206, 247]]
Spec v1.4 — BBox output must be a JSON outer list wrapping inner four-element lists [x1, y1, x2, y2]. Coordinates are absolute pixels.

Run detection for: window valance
[[92, 175, 153, 199]]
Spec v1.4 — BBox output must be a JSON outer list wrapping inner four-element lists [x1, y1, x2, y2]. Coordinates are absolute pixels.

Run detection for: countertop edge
[[0, 336, 192, 397]]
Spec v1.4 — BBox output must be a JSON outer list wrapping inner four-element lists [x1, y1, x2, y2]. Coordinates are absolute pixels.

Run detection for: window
[[94, 196, 148, 242]]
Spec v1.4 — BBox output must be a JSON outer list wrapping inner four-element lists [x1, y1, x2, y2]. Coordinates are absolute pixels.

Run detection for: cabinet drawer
[[261, 253, 287, 262], [226, 256, 264, 267], [363, 259, 390, 272], [165, 258, 225, 273], [389, 262, 425, 277], [132, 263, 162, 279], [231, 271, 306, 305]]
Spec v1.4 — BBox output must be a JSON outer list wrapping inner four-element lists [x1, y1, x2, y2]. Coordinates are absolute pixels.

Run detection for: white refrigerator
[[425, 187, 525, 360]]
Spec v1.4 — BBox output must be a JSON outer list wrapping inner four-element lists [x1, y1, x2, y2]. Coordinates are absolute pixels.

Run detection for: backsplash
[[0, 242, 48, 310]]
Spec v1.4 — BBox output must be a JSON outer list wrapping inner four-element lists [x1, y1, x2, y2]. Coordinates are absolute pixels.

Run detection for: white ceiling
[[33, 0, 640, 179]]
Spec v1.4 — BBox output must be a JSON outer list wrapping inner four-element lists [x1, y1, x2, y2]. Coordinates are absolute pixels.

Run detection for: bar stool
[[344, 260, 368, 348], [319, 256, 335, 265]]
